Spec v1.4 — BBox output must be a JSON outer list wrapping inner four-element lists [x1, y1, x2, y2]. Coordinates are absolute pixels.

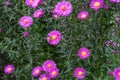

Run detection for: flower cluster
[[32, 60, 60, 80], [18, 0, 114, 39], [73, 47, 90, 79], [105, 40, 119, 55], [105, 40, 118, 47], [3, 0, 120, 79], [25, 0, 43, 8], [19, 0, 44, 38]]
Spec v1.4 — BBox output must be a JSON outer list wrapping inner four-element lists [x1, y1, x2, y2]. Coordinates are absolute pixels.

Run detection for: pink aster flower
[[23, 31, 29, 37], [42, 60, 56, 72], [78, 47, 91, 59], [53, 1, 72, 16], [4, 64, 15, 74], [39, 74, 51, 80], [32, 0, 43, 8], [32, 66, 42, 77], [74, 67, 86, 79], [90, 0, 104, 10], [46, 30, 62, 45], [113, 67, 120, 79], [110, 0, 120, 3], [25, 0, 34, 7], [78, 11, 89, 20], [48, 68, 59, 78], [33, 9, 44, 18], [19, 16, 33, 28]]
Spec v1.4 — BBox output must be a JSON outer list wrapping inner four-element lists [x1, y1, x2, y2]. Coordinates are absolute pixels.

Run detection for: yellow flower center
[[78, 71, 83, 76], [118, 72, 120, 77], [24, 19, 29, 24], [7, 67, 12, 71], [61, 5, 66, 11], [47, 64, 52, 68], [94, 2, 100, 7], [51, 35, 57, 40], [81, 14, 86, 18], [42, 77, 47, 80], [81, 51, 87, 56], [35, 69, 40, 74], [52, 71, 56, 75], [38, 12, 42, 15]]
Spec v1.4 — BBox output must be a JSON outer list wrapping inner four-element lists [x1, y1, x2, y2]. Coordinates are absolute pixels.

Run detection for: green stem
[[96, 25, 104, 75]]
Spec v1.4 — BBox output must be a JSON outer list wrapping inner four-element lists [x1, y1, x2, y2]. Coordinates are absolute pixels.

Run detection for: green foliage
[[0, 0, 120, 80]]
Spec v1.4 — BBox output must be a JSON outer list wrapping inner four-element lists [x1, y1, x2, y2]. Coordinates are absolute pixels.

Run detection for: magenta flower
[[23, 31, 29, 37], [110, 0, 120, 3], [112, 42, 118, 47], [46, 30, 62, 45], [39, 74, 51, 80], [4, 1, 12, 6], [116, 78, 120, 80], [32, 0, 43, 8], [33, 9, 44, 18], [74, 68, 86, 79], [78, 11, 89, 20], [42, 60, 56, 72], [53, 1, 72, 16], [25, 0, 42, 8], [52, 14, 59, 18], [109, 71, 113, 76], [78, 47, 91, 59], [4, 64, 15, 74], [113, 67, 120, 79], [104, 4, 110, 10], [48, 68, 59, 78], [90, 0, 104, 10], [114, 50, 118, 55], [105, 40, 111, 46], [19, 16, 33, 28], [32, 66, 42, 77], [25, 0, 34, 7]]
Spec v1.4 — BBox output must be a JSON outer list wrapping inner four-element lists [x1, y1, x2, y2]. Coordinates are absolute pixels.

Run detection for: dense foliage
[[0, 0, 120, 80]]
